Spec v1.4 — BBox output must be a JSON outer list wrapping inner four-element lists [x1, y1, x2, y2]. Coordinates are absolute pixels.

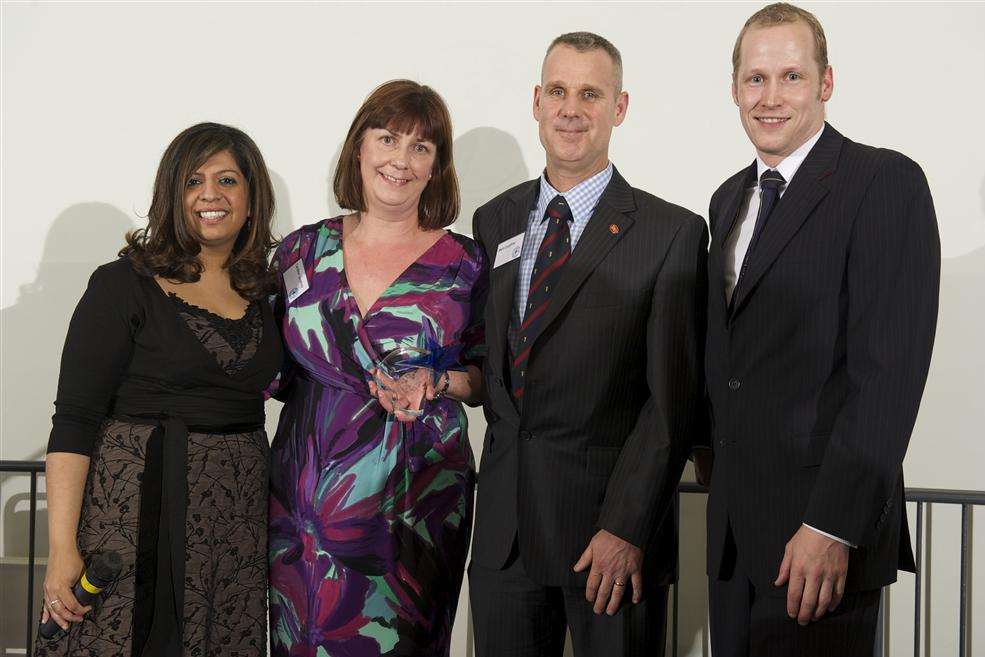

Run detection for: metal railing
[[2, 460, 42, 657], [2, 461, 981, 657], [672, 482, 983, 657]]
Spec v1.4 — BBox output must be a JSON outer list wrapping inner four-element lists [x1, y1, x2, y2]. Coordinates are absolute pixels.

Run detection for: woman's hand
[[369, 368, 425, 423], [42, 452, 91, 632], [423, 366, 484, 405], [425, 371, 450, 401], [41, 547, 90, 631]]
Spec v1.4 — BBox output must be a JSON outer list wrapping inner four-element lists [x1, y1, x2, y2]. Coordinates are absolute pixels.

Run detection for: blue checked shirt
[[511, 163, 613, 343]]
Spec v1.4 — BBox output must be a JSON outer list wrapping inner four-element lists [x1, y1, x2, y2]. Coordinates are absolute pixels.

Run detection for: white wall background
[[2, 2, 983, 656]]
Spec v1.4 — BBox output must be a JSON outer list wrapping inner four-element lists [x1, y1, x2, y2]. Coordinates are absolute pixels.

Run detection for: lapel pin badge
[[609, 224, 620, 235]]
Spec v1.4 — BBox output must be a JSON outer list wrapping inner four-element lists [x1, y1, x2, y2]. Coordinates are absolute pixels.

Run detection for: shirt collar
[[755, 124, 825, 185], [534, 162, 614, 224]]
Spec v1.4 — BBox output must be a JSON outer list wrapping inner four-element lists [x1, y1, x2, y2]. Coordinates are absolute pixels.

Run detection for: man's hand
[[693, 447, 713, 487], [573, 529, 643, 615], [774, 525, 849, 625]]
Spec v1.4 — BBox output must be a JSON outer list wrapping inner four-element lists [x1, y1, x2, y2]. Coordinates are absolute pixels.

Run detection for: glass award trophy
[[374, 345, 432, 417]]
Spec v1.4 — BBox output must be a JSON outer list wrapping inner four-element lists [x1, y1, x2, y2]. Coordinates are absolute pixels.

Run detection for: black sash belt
[[121, 413, 262, 657]]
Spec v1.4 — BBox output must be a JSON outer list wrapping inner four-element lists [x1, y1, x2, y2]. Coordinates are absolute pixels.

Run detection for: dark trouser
[[709, 545, 881, 657], [469, 544, 668, 657]]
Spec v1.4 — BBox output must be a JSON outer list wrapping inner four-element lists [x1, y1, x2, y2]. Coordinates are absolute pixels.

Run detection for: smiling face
[[182, 149, 250, 252], [732, 21, 833, 167], [358, 127, 436, 217], [534, 45, 628, 186]]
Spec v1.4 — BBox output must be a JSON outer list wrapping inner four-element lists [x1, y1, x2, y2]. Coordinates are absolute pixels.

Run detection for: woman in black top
[[36, 123, 282, 657]]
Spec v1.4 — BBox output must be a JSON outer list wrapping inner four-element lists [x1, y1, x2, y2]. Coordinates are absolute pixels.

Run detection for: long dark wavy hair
[[121, 122, 276, 300]]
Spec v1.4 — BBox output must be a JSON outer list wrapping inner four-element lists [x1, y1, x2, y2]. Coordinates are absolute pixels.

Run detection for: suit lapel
[[710, 164, 755, 319], [719, 164, 756, 247], [488, 179, 538, 373], [532, 167, 636, 346], [730, 124, 843, 318]]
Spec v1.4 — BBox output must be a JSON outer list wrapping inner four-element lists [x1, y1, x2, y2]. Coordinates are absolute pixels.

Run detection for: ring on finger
[[614, 579, 625, 587], [48, 598, 62, 607]]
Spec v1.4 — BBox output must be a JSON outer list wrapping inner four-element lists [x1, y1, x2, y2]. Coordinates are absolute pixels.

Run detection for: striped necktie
[[509, 194, 573, 405]]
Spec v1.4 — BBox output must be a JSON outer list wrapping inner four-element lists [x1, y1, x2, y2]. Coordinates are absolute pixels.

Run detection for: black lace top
[[48, 257, 282, 455], [167, 293, 263, 375]]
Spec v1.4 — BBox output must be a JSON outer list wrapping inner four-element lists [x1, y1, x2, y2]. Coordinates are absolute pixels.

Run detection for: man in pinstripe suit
[[703, 4, 940, 655], [468, 32, 708, 656]]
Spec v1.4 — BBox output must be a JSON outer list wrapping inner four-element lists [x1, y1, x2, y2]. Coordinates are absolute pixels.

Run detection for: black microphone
[[39, 551, 123, 640]]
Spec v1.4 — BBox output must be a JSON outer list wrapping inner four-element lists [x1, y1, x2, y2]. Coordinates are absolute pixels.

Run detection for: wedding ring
[[614, 580, 625, 587], [48, 598, 62, 607]]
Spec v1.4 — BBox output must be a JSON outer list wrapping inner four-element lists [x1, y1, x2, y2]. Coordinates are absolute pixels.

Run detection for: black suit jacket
[[471, 167, 708, 589], [705, 124, 940, 594]]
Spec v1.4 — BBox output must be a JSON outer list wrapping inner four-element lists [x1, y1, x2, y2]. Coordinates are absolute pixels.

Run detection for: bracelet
[[435, 370, 451, 398]]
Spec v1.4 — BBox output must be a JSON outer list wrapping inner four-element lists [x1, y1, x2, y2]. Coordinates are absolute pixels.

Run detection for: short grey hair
[[545, 31, 623, 92]]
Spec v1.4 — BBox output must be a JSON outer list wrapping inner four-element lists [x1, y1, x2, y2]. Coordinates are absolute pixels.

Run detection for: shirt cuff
[[803, 523, 856, 548]]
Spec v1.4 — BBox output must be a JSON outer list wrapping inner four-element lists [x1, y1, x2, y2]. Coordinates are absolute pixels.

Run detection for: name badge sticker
[[493, 233, 525, 268], [283, 258, 309, 304]]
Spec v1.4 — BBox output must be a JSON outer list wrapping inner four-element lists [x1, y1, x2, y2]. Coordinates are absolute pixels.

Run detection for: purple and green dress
[[267, 217, 486, 656]]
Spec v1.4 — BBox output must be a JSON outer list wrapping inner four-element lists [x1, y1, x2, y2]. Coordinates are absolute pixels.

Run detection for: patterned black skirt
[[35, 418, 268, 657]]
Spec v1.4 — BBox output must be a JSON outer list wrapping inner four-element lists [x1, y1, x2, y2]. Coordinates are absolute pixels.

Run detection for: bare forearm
[[45, 452, 90, 554]]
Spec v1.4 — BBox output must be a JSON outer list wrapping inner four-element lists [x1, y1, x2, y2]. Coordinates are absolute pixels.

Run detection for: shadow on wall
[[453, 127, 530, 237], [326, 144, 346, 220], [269, 168, 296, 242], [1, 202, 135, 559], [916, 176, 985, 481]]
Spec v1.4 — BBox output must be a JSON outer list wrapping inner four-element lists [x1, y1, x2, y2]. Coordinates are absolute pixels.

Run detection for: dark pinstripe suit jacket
[[705, 123, 940, 594], [471, 167, 708, 589]]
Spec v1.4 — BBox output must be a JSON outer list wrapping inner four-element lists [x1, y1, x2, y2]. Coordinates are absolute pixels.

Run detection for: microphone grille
[[87, 551, 123, 586]]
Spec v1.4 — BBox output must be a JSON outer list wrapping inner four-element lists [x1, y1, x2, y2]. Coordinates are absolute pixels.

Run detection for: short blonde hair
[[732, 3, 828, 79]]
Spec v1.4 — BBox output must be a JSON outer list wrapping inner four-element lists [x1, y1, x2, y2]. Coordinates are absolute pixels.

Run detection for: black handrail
[[2, 461, 981, 657], [0, 460, 45, 473]]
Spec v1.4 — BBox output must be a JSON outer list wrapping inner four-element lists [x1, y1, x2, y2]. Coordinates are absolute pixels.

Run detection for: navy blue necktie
[[732, 169, 785, 307], [510, 195, 572, 404]]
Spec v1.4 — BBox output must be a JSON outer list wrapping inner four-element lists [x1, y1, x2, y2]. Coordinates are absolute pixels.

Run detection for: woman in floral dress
[[268, 80, 486, 656]]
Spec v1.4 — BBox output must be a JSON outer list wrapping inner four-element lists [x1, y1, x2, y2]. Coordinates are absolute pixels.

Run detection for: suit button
[[728, 378, 741, 390], [719, 439, 727, 448], [520, 431, 533, 441], [495, 377, 503, 387]]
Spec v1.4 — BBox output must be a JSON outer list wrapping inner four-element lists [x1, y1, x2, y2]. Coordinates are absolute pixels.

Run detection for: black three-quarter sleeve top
[[48, 256, 282, 455]]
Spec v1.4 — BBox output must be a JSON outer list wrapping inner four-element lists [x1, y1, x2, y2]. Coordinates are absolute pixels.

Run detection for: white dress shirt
[[722, 124, 854, 548], [724, 125, 825, 302]]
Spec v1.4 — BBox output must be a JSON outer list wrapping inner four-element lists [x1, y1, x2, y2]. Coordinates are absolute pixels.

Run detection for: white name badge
[[283, 259, 309, 304], [493, 233, 525, 268]]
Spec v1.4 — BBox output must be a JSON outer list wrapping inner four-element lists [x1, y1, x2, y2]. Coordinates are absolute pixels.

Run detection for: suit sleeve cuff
[[803, 523, 856, 548]]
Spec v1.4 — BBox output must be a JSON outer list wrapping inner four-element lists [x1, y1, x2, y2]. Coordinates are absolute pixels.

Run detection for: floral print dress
[[267, 217, 486, 656]]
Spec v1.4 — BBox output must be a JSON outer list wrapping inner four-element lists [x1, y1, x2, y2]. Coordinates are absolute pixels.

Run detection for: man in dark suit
[[701, 4, 940, 656], [468, 31, 708, 657]]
